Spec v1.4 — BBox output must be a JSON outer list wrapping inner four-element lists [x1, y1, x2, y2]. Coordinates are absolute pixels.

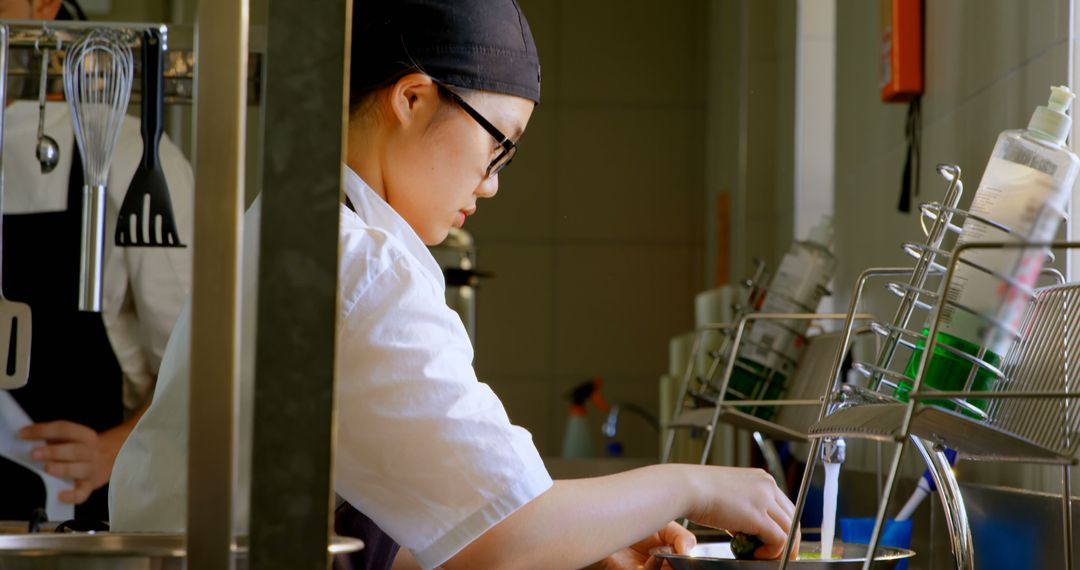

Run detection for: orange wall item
[[879, 0, 923, 102]]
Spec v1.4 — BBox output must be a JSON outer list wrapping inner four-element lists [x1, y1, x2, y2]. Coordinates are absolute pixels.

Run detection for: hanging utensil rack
[[777, 163, 1080, 570], [0, 20, 263, 105]]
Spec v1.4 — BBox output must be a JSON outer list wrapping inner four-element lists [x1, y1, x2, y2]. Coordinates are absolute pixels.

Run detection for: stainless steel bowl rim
[[0, 533, 362, 557], [651, 542, 916, 563]]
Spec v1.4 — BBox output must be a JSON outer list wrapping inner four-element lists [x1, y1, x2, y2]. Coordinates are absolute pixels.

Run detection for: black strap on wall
[[898, 96, 922, 213], [57, 0, 88, 21]]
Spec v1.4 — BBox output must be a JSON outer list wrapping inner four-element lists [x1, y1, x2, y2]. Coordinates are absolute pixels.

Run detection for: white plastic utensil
[[0, 25, 33, 390]]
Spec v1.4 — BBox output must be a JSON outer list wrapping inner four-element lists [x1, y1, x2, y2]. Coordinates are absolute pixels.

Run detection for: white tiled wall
[[470, 0, 708, 458], [704, 0, 798, 285], [833, 0, 1073, 489]]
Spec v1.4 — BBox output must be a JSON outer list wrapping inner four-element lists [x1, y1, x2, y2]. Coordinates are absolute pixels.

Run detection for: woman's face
[[380, 78, 534, 245]]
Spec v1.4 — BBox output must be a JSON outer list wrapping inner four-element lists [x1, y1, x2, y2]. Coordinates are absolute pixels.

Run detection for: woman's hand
[[20, 421, 114, 504], [592, 521, 695, 570], [682, 466, 799, 560]]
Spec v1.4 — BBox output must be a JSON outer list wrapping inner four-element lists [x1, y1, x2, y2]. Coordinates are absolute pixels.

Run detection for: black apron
[[333, 502, 400, 570], [334, 196, 401, 570], [0, 148, 123, 523]]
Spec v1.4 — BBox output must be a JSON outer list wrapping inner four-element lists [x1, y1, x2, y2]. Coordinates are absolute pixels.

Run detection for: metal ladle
[[35, 36, 60, 174]]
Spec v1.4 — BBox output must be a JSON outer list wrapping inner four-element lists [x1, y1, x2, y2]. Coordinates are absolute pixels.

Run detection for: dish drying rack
[[775, 163, 1080, 570], [659, 252, 879, 485]]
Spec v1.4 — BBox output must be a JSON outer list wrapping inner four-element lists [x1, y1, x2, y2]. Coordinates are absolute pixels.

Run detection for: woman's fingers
[[656, 522, 696, 555], [32, 442, 94, 463], [45, 459, 94, 480], [58, 480, 95, 505], [790, 525, 802, 560], [767, 500, 794, 536], [775, 487, 796, 519], [20, 421, 97, 445], [750, 512, 789, 559], [761, 495, 799, 560]]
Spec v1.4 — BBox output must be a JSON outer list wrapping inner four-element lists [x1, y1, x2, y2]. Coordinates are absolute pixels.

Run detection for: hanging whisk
[[64, 29, 133, 312]]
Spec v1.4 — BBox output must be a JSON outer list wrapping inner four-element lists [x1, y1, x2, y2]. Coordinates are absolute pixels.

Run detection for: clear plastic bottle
[[729, 217, 837, 419], [897, 86, 1080, 412]]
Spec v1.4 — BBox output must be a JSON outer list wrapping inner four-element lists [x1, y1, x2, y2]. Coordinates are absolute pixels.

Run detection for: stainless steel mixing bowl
[[0, 532, 363, 570], [652, 541, 915, 569]]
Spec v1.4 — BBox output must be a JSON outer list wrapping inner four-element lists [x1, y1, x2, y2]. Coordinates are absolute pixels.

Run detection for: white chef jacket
[[110, 166, 552, 569], [3, 101, 194, 410]]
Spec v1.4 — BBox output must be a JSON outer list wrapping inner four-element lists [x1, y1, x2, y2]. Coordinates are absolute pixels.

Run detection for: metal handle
[[77, 184, 105, 312], [35, 47, 47, 144], [0, 25, 8, 296]]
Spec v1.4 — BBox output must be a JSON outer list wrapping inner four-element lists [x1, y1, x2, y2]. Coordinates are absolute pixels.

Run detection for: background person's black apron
[[0, 148, 122, 523]]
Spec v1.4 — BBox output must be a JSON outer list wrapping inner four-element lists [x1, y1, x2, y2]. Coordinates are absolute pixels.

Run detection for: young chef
[[110, 0, 798, 567], [0, 0, 193, 522]]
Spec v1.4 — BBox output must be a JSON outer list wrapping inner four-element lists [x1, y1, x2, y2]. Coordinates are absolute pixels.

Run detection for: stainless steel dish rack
[[660, 253, 878, 474], [778, 163, 1080, 570]]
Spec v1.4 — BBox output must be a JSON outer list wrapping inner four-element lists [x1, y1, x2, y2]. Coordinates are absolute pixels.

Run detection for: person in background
[[0, 0, 194, 523], [110, 0, 796, 568]]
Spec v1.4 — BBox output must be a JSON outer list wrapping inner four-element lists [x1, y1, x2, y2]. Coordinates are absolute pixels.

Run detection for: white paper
[[0, 391, 75, 521]]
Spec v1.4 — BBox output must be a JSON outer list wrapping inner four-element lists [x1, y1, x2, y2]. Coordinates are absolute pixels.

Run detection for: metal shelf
[[1, 22, 264, 104], [807, 402, 1076, 464], [670, 404, 814, 442]]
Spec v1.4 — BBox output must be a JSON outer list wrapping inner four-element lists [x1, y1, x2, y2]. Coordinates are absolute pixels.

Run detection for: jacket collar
[[341, 165, 445, 287]]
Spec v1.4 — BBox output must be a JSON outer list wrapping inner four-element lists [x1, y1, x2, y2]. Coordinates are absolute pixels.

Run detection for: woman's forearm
[[445, 463, 794, 570], [445, 464, 696, 570]]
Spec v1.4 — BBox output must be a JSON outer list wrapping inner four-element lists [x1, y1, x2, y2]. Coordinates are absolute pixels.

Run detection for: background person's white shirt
[[110, 167, 552, 570], [3, 101, 194, 410]]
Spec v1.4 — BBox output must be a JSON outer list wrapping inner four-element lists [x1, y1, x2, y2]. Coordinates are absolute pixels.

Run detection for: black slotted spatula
[[115, 29, 185, 248]]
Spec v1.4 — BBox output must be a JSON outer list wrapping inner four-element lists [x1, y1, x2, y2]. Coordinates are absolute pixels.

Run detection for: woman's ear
[[32, 0, 63, 20], [386, 73, 440, 130]]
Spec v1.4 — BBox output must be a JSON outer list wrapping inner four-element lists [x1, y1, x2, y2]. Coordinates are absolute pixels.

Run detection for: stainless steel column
[[248, 0, 351, 567], [189, 1, 249, 569]]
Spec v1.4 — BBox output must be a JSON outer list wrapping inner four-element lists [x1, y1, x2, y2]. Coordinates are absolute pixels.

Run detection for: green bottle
[[894, 329, 1001, 415], [725, 360, 785, 420], [732, 217, 836, 420]]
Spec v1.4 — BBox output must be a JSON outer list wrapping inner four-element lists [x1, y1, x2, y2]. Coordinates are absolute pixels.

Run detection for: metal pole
[[247, 0, 350, 567], [1064, 464, 1074, 570], [188, 0, 249, 568]]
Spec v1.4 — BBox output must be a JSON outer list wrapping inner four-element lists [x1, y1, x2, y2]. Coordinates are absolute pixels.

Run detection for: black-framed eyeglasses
[[435, 81, 517, 179]]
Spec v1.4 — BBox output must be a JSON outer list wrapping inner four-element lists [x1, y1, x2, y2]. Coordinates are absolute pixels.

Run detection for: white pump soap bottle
[[940, 85, 1080, 359]]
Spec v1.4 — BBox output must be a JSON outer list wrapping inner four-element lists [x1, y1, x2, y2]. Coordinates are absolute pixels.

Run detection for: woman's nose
[[476, 174, 499, 198]]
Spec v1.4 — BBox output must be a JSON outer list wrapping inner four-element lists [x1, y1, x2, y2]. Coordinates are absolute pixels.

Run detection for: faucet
[[602, 403, 660, 439], [821, 437, 846, 464], [822, 387, 973, 568]]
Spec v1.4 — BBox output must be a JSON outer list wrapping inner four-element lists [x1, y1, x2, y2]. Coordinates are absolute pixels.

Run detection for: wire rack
[[777, 163, 1080, 570], [660, 253, 879, 478]]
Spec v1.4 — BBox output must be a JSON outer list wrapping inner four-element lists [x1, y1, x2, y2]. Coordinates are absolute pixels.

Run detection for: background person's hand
[[19, 421, 112, 504], [593, 521, 695, 570], [683, 466, 800, 560]]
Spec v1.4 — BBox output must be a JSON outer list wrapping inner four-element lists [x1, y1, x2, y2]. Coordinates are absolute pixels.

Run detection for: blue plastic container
[[838, 518, 913, 570]]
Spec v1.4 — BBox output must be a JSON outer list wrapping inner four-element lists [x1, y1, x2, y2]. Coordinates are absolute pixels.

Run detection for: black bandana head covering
[[352, 0, 541, 104]]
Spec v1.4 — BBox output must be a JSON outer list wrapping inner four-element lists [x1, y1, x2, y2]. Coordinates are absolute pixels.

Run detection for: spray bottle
[[560, 377, 609, 459], [729, 216, 837, 419], [897, 86, 1080, 411]]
